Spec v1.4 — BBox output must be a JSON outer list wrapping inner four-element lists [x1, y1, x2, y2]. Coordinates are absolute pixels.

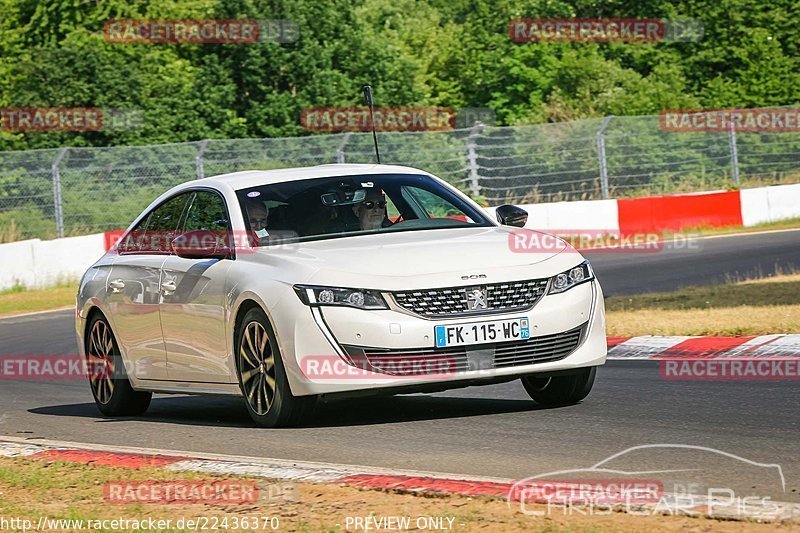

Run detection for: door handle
[[161, 280, 177, 293], [108, 279, 125, 293]]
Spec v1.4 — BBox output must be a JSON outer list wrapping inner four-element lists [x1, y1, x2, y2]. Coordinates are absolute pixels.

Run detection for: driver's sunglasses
[[363, 200, 387, 209]]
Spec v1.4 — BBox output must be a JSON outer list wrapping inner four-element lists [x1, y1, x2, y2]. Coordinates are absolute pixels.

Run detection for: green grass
[[606, 272, 800, 336], [0, 281, 76, 316], [0, 282, 27, 295]]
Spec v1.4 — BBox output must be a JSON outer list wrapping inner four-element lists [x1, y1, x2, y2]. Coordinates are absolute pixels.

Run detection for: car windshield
[[236, 173, 492, 246]]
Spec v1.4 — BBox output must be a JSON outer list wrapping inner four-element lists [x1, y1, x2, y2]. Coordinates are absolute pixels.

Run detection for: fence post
[[196, 139, 209, 180], [336, 132, 353, 164], [596, 116, 614, 200], [728, 119, 740, 185], [466, 122, 484, 197], [51, 147, 68, 238]]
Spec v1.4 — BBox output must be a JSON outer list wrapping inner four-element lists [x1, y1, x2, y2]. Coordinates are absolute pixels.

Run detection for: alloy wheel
[[239, 321, 276, 415], [87, 319, 115, 404]]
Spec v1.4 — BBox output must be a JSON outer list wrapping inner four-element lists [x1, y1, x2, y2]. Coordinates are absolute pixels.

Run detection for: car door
[[160, 189, 234, 383], [105, 192, 192, 381]]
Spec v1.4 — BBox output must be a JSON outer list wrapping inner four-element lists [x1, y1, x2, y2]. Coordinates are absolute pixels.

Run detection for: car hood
[[248, 226, 585, 290]]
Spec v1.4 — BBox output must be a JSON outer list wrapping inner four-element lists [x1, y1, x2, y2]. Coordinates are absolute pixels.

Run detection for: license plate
[[435, 317, 530, 348]]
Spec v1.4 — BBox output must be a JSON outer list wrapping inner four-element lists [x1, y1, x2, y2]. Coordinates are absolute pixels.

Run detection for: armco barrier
[[0, 183, 798, 291], [740, 187, 771, 227], [0, 233, 105, 290], [740, 183, 800, 226], [617, 190, 743, 234], [764, 183, 800, 223]]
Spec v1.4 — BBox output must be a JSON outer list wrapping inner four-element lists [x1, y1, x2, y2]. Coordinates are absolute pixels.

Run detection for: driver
[[353, 188, 388, 231]]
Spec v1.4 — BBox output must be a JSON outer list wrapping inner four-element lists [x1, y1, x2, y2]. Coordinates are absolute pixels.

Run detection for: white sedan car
[[76, 164, 606, 427]]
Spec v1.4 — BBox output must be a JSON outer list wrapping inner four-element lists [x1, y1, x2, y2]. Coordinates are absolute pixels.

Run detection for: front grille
[[342, 323, 585, 377], [392, 278, 549, 318]]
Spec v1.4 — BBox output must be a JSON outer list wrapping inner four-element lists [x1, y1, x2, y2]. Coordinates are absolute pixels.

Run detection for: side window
[[183, 191, 231, 233], [385, 196, 401, 223], [182, 190, 233, 254], [401, 186, 471, 221], [120, 193, 190, 254], [118, 214, 151, 253]]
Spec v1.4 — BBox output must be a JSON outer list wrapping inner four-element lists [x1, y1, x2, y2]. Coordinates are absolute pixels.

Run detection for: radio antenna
[[362, 85, 381, 164]]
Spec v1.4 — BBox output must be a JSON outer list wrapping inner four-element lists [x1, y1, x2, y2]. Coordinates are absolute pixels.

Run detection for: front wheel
[[85, 313, 152, 416], [521, 367, 597, 406], [236, 307, 316, 427]]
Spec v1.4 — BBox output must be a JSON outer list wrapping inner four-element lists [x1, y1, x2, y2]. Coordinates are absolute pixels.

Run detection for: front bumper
[[280, 279, 606, 396]]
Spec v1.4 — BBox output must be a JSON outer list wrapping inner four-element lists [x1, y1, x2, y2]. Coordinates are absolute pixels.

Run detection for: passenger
[[245, 198, 270, 241], [353, 188, 388, 231]]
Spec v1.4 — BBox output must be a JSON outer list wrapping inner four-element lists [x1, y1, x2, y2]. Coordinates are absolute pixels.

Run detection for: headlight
[[548, 260, 593, 294], [294, 285, 388, 310]]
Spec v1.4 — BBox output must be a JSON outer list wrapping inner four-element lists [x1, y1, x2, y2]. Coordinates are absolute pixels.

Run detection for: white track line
[[0, 306, 73, 322]]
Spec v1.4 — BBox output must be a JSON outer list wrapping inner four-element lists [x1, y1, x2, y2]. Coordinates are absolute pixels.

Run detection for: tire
[[521, 367, 597, 406], [85, 313, 152, 416], [235, 307, 316, 427]]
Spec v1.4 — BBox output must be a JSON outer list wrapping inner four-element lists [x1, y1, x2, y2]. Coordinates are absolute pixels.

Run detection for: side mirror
[[495, 204, 528, 228], [171, 230, 229, 260]]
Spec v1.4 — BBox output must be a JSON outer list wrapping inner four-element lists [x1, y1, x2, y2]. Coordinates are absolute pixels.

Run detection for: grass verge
[[606, 273, 800, 337], [0, 282, 76, 317], [0, 456, 789, 532]]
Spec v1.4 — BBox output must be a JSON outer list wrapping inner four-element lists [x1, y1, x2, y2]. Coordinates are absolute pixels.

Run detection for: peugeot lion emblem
[[466, 287, 488, 310]]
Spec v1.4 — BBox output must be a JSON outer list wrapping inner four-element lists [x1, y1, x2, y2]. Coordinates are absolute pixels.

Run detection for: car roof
[[193, 163, 431, 191]]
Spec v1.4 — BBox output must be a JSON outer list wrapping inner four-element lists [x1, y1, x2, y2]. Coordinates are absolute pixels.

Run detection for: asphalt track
[[0, 229, 798, 501], [584, 228, 800, 295]]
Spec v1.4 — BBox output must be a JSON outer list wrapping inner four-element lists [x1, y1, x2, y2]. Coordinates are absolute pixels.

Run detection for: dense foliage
[[0, 0, 797, 151]]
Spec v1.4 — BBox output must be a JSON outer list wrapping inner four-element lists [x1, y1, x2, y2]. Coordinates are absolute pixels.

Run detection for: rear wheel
[[521, 367, 597, 406], [236, 307, 315, 427], [86, 313, 152, 416]]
